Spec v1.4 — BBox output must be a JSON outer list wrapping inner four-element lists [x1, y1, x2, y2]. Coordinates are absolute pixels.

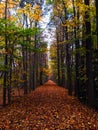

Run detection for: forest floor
[[0, 80, 98, 130], [0, 87, 24, 106]]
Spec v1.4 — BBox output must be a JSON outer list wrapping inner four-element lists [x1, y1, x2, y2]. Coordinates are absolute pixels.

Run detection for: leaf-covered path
[[0, 80, 98, 130]]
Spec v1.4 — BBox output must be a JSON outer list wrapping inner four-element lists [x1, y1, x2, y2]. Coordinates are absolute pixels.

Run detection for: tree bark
[[3, 0, 8, 106], [84, 0, 95, 106], [72, 0, 80, 96], [95, 0, 98, 48], [56, 28, 61, 85]]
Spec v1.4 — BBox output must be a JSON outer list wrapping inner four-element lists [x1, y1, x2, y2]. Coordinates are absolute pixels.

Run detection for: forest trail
[[0, 80, 98, 129]]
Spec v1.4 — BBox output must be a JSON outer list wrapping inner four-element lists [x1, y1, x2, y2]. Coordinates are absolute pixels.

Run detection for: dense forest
[[0, 0, 98, 109], [0, 0, 49, 106], [49, 0, 98, 108], [0, 0, 98, 129]]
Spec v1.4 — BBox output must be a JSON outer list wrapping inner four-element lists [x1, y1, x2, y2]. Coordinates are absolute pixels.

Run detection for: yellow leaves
[[53, 2, 64, 17], [31, 12, 42, 21], [16, 4, 42, 22], [57, 4, 63, 12], [76, 1, 95, 18], [0, 2, 5, 8], [0, 1, 43, 23], [0, 2, 5, 18], [53, 9, 58, 16], [0, 0, 20, 18], [33, 4, 40, 10], [31, 4, 42, 21], [8, 16, 17, 22], [25, 3, 31, 8], [62, 17, 78, 28], [42, 68, 51, 76], [17, 8, 24, 14], [0, 12, 3, 18], [31, 14, 40, 21], [0, 0, 20, 9], [0, 48, 6, 55], [8, 0, 20, 8], [31, 5, 42, 21], [53, 0, 73, 17], [65, 0, 72, 8]]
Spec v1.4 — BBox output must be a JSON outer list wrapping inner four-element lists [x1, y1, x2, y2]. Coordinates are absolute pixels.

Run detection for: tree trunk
[[95, 0, 98, 48], [8, 43, 14, 104], [33, 22, 38, 89], [56, 28, 61, 85], [61, 44, 65, 87], [3, 0, 8, 106], [84, 0, 95, 106], [72, 0, 80, 96]]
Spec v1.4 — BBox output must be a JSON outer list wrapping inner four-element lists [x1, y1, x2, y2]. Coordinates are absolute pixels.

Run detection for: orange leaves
[[0, 0, 20, 21], [17, 3, 42, 22], [62, 18, 77, 28], [33, 4, 40, 10], [0, 0, 20, 10], [0, 2, 5, 18], [65, 0, 72, 8], [0, 1, 42, 23], [17, 8, 24, 14], [0, 80, 98, 129], [8, 16, 18, 22], [29, 4, 42, 22]]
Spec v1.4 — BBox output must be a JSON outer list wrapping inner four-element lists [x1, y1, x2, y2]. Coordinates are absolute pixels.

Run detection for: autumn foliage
[[0, 80, 98, 129]]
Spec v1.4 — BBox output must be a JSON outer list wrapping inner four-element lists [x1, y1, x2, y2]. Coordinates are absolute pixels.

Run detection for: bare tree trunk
[[61, 0, 73, 95], [95, 0, 98, 48], [33, 22, 38, 89], [3, 0, 8, 106], [56, 28, 61, 85], [84, 0, 95, 106], [72, 0, 80, 96]]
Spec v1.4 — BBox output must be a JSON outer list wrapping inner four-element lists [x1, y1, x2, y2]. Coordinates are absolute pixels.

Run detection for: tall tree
[[84, 0, 95, 106], [3, 0, 8, 106], [62, 0, 73, 95], [72, 0, 80, 97], [95, 0, 98, 47]]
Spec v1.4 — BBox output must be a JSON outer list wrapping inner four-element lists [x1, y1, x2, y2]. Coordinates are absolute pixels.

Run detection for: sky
[[39, 1, 56, 48], [38, 1, 56, 68]]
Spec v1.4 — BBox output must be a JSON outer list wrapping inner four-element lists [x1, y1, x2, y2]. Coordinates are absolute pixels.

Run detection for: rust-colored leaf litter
[[0, 80, 98, 130]]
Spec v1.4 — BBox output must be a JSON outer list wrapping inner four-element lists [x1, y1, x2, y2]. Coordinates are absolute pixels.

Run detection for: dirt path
[[0, 80, 98, 129]]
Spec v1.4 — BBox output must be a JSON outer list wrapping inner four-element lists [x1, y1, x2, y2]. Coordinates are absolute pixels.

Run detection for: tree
[[0, 0, 48, 106], [3, 0, 8, 106], [84, 0, 95, 106], [95, 0, 98, 47]]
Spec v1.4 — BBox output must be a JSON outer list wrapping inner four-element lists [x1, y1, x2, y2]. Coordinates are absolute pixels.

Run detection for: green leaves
[[18, 27, 40, 37], [46, 0, 54, 5], [0, 19, 40, 38]]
